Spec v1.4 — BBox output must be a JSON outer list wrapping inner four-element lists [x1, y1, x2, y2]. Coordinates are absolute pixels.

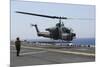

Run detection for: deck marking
[[20, 51, 47, 55], [11, 50, 25, 52], [11, 45, 95, 56], [75, 49, 88, 51]]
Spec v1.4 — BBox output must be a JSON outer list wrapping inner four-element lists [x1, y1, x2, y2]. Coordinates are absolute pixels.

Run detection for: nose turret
[[72, 33, 76, 37]]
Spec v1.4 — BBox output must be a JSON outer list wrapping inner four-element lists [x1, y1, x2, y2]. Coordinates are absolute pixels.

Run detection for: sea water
[[72, 38, 95, 45]]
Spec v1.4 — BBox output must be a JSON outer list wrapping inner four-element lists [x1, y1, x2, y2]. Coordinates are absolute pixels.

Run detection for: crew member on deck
[[15, 37, 21, 56]]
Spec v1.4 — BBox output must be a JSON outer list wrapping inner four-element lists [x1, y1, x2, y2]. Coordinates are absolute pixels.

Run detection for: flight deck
[[10, 42, 95, 67]]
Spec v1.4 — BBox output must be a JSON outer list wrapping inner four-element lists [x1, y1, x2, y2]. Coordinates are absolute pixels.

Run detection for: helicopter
[[16, 11, 76, 41]]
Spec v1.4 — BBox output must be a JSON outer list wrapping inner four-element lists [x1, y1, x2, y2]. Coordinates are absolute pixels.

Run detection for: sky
[[11, 0, 95, 40]]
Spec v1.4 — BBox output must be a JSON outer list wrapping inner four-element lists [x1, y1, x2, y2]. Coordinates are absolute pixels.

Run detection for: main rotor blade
[[16, 11, 67, 19], [67, 18, 95, 20]]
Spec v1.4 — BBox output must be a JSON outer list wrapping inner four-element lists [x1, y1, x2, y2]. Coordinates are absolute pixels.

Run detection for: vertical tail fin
[[31, 24, 40, 33]]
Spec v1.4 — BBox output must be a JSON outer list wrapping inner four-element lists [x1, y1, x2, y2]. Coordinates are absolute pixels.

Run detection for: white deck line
[[20, 51, 47, 55], [11, 45, 95, 56], [10, 50, 25, 52]]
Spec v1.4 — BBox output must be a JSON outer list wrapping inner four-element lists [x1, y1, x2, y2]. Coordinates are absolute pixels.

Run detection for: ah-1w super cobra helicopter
[[16, 11, 90, 42]]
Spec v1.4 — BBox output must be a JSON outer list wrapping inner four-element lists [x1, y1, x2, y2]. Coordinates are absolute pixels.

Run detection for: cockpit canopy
[[61, 27, 71, 33]]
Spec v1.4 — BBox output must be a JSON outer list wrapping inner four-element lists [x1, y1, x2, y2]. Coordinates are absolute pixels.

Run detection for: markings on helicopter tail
[[11, 45, 95, 56]]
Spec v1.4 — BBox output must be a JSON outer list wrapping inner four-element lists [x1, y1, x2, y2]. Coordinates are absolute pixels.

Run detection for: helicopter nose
[[74, 33, 76, 36], [72, 33, 76, 37]]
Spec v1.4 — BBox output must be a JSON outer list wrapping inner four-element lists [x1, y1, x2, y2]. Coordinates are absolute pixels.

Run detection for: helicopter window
[[62, 27, 70, 33]]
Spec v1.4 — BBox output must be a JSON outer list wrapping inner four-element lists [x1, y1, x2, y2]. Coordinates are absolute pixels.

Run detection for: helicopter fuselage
[[32, 24, 76, 41]]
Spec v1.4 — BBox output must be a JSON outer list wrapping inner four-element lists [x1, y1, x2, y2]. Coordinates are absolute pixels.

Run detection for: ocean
[[72, 38, 95, 45], [27, 38, 95, 45]]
